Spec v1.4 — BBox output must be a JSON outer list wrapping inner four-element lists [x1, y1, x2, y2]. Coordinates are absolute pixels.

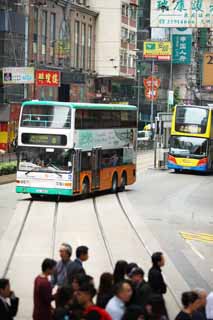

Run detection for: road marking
[[180, 231, 213, 243], [186, 240, 205, 260]]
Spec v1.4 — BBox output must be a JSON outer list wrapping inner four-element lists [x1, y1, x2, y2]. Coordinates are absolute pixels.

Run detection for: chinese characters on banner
[[35, 70, 60, 87], [143, 76, 161, 101], [152, 0, 213, 28], [172, 35, 192, 64]]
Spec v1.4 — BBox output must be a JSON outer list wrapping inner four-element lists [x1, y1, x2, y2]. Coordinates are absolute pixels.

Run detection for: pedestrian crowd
[[0, 244, 213, 320]]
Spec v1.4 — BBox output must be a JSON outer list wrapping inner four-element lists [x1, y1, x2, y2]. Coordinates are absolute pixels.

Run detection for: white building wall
[[90, 0, 121, 76]]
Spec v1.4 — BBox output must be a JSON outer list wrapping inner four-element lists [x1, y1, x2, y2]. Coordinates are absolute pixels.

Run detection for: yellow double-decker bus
[[168, 104, 213, 173]]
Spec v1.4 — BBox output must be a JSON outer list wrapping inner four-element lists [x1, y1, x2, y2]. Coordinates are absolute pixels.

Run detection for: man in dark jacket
[[148, 252, 167, 295], [67, 246, 89, 284], [0, 278, 19, 320], [129, 267, 152, 311]]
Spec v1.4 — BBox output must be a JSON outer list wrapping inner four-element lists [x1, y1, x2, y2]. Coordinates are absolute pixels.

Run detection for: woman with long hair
[[96, 272, 114, 308], [113, 260, 128, 284]]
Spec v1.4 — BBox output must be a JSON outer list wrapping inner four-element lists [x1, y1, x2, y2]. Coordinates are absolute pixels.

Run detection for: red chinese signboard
[[143, 76, 161, 101], [35, 70, 60, 87]]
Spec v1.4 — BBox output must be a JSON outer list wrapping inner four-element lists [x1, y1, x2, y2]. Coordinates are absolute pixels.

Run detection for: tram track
[[0, 192, 182, 319], [2, 200, 32, 278]]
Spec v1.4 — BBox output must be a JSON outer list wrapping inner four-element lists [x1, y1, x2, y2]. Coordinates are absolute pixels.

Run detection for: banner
[[1, 67, 34, 84], [202, 53, 213, 86], [143, 41, 171, 61], [151, 0, 213, 28], [35, 70, 60, 87], [172, 35, 192, 64]]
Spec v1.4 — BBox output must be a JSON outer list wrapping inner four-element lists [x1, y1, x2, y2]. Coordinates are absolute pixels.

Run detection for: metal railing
[[0, 153, 17, 163]]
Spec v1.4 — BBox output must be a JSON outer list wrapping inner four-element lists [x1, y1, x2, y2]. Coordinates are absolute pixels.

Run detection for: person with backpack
[[76, 282, 112, 320]]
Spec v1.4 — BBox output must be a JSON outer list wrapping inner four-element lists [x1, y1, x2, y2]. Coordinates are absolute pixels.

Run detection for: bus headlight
[[56, 182, 72, 187], [16, 179, 29, 185]]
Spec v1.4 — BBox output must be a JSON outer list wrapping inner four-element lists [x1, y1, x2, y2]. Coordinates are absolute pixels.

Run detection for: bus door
[[73, 149, 82, 193], [91, 148, 102, 190]]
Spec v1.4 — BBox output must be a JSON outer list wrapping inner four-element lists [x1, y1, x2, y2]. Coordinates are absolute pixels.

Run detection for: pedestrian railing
[[0, 152, 17, 163]]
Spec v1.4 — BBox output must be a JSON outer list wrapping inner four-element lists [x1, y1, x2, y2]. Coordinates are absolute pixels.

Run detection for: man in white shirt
[[206, 292, 213, 320], [106, 280, 133, 320]]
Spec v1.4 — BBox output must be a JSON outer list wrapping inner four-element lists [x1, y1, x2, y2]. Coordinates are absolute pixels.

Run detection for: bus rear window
[[21, 104, 71, 129]]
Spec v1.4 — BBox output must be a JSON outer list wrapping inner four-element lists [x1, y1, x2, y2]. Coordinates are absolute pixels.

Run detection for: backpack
[[84, 305, 112, 320]]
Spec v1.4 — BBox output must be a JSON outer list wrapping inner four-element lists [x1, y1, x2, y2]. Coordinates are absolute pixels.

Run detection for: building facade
[[90, 0, 138, 103], [28, 0, 97, 102]]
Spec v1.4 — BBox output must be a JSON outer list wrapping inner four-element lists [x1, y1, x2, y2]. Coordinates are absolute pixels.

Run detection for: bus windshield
[[21, 104, 71, 129], [170, 136, 208, 158], [18, 147, 72, 173], [175, 106, 209, 134]]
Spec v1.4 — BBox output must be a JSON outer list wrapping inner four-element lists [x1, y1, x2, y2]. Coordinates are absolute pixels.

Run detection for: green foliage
[[174, 87, 181, 106], [0, 161, 17, 176]]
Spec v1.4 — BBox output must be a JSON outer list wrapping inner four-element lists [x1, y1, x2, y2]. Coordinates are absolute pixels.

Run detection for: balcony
[[130, 0, 138, 5], [122, 15, 128, 25], [129, 19, 136, 28]]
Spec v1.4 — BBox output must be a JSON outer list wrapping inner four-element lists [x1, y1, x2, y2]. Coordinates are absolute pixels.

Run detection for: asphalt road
[[0, 152, 213, 318], [127, 167, 213, 291]]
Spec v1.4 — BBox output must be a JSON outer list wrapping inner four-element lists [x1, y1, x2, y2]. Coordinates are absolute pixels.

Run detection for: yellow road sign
[[180, 232, 213, 243]]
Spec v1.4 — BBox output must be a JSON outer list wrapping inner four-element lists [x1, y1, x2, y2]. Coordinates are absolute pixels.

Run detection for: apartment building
[[28, 0, 98, 102], [90, 0, 138, 103]]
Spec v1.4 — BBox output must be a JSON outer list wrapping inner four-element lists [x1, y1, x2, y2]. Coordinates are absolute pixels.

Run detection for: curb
[[0, 174, 16, 185]]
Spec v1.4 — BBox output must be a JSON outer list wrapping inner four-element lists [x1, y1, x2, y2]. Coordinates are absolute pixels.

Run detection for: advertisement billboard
[[2, 67, 34, 84], [151, 0, 213, 28], [143, 41, 171, 61], [202, 53, 213, 86]]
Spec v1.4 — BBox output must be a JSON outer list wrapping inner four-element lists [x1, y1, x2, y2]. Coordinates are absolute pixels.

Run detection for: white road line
[[186, 240, 205, 260]]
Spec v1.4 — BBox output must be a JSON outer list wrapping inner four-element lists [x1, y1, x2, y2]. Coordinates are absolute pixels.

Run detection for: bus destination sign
[[22, 133, 67, 146]]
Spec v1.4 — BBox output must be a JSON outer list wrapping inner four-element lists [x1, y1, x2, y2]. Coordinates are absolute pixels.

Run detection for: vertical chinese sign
[[35, 70, 61, 87], [172, 28, 192, 64]]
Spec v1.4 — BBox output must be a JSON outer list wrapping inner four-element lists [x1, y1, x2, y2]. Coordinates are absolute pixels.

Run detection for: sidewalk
[[0, 174, 16, 185]]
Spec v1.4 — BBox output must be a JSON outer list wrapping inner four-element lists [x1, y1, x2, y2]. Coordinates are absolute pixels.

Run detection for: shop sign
[[202, 53, 213, 86], [172, 34, 192, 64], [35, 70, 60, 87], [1, 67, 34, 84], [143, 41, 171, 61], [151, 0, 213, 28]]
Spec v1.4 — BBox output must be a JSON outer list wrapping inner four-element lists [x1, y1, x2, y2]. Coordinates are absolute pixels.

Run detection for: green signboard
[[172, 34, 192, 64]]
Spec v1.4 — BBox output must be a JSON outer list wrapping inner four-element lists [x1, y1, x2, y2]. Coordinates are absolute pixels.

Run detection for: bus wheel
[[174, 169, 180, 173], [119, 172, 127, 192], [111, 174, 118, 193], [82, 178, 90, 198]]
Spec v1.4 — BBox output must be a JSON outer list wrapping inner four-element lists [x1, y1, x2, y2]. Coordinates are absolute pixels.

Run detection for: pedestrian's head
[[126, 262, 138, 278], [59, 243, 72, 261], [114, 280, 133, 303], [98, 272, 114, 294], [71, 274, 94, 292], [76, 282, 97, 306], [194, 288, 207, 308], [113, 260, 128, 283], [41, 258, 57, 276], [0, 279, 10, 298], [122, 305, 144, 320], [129, 267, 144, 284], [181, 291, 200, 313], [151, 252, 165, 268], [56, 286, 73, 307], [76, 246, 89, 262]]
